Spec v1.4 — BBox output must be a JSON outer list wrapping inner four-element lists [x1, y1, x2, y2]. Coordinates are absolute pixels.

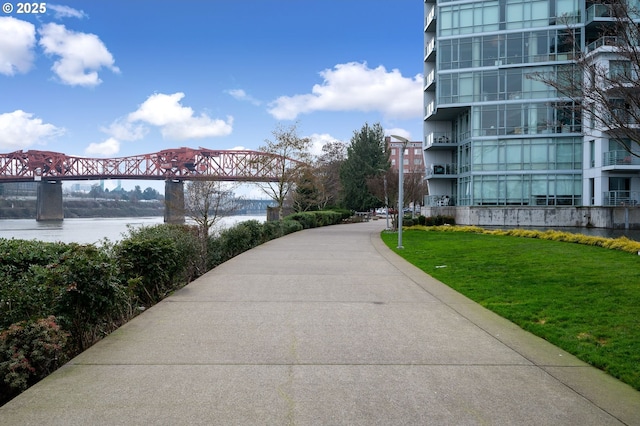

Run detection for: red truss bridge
[[0, 147, 299, 183]]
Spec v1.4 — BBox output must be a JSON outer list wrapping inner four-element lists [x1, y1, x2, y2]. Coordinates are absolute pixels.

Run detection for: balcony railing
[[425, 101, 435, 118], [426, 163, 457, 178], [586, 4, 614, 21], [424, 69, 435, 90], [425, 5, 436, 31], [604, 190, 639, 206], [425, 132, 456, 148], [425, 194, 454, 207], [603, 150, 640, 166], [586, 36, 621, 53], [425, 38, 436, 60]]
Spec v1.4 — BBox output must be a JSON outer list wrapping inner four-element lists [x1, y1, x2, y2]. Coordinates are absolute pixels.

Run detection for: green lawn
[[381, 229, 640, 391]]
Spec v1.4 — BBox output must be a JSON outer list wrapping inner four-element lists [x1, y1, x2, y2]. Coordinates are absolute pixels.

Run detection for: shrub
[[47, 244, 125, 350], [329, 208, 353, 221], [115, 236, 181, 307], [285, 211, 344, 228], [286, 212, 318, 229], [216, 224, 255, 260], [417, 215, 427, 226], [0, 316, 69, 393], [123, 224, 202, 282], [280, 219, 303, 235]]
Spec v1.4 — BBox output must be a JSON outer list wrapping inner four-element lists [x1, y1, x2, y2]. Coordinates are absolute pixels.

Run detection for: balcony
[[586, 3, 615, 22], [425, 132, 456, 150], [425, 194, 454, 207], [424, 69, 435, 91], [426, 163, 457, 178], [425, 38, 436, 62], [425, 5, 436, 32], [586, 36, 621, 53], [604, 190, 639, 206], [603, 150, 640, 170]]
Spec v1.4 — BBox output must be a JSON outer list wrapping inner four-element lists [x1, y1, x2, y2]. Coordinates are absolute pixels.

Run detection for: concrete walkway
[[1, 220, 639, 425]]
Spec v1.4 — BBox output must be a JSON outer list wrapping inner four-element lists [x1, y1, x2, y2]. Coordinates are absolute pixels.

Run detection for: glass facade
[[425, 0, 584, 206]]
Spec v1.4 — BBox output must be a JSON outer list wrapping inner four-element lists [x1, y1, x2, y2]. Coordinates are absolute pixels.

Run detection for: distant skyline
[[0, 1, 424, 191]]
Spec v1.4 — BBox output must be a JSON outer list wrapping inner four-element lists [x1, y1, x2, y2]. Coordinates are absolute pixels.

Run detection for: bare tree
[[314, 141, 346, 209], [529, 2, 640, 156], [367, 167, 426, 228], [403, 167, 428, 215], [184, 180, 240, 270], [254, 123, 311, 219]]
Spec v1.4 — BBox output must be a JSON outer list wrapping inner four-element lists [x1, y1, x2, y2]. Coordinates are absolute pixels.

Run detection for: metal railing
[[425, 194, 454, 207], [426, 163, 457, 178], [603, 150, 640, 167], [425, 132, 456, 148], [586, 4, 614, 21], [586, 36, 620, 53], [604, 190, 639, 206]]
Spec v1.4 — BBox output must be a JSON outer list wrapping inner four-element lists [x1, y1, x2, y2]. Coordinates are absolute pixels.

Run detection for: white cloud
[[385, 128, 413, 141], [85, 137, 120, 156], [102, 118, 147, 141], [0, 17, 36, 75], [48, 4, 87, 19], [308, 133, 342, 157], [0, 110, 64, 150], [127, 92, 233, 140], [38, 23, 119, 86], [268, 62, 423, 120], [226, 89, 262, 106]]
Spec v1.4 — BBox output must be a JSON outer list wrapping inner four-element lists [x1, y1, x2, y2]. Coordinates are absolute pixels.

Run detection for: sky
[[0, 0, 424, 193]]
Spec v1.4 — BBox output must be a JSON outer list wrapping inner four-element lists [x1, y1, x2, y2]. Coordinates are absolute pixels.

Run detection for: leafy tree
[[339, 123, 390, 211], [142, 186, 161, 200], [254, 123, 312, 219], [292, 164, 320, 212]]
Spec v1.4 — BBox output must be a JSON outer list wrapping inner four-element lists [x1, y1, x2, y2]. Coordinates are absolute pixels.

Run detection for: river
[[1, 216, 639, 245], [0, 215, 266, 245]]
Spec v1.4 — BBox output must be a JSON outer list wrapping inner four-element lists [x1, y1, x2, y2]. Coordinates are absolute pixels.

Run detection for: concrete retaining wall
[[421, 206, 640, 230]]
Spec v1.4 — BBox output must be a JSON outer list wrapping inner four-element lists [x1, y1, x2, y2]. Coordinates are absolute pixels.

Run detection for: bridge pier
[[36, 180, 64, 221], [164, 180, 185, 223]]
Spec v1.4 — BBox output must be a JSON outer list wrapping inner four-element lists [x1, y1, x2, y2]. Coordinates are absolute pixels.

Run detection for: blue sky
[[0, 1, 423, 191]]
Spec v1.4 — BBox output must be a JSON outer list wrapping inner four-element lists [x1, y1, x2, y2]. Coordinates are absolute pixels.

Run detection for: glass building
[[423, 0, 640, 208]]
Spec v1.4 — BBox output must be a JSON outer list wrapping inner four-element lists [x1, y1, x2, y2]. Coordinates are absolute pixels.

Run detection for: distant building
[[67, 183, 94, 193], [423, 0, 640, 209], [386, 136, 425, 176], [0, 182, 38, 197]]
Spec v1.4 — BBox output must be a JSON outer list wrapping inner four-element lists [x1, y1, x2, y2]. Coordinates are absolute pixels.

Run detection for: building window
[[610, 60, 631, 79]]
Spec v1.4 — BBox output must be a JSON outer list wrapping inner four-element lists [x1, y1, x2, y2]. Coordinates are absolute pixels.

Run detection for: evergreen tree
[[339, 123, 390, 211]]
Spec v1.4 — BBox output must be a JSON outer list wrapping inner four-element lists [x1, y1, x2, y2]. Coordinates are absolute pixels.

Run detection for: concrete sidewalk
[[1, 220, 639, 425]]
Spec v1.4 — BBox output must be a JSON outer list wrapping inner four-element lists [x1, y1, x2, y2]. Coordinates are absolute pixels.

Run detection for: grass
[[381, 228, 640, 391]]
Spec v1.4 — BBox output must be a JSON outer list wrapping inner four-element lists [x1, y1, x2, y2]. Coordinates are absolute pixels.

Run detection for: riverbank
[[0, 199, 164, 219]]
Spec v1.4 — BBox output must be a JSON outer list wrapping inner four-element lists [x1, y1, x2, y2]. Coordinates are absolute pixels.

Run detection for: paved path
[[1, 220, 639, 425]]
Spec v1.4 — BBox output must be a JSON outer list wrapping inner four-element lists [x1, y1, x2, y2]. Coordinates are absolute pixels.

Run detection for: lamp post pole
[[377, 168, 390, 230], [391, 135, 409, 249], [383, 174, 390, 230]]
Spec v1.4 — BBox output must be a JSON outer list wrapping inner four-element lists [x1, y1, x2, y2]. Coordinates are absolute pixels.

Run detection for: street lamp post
[[383, 173, 390, 230], [391, 134, 410, 249], [377, 168, 390, 230]]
